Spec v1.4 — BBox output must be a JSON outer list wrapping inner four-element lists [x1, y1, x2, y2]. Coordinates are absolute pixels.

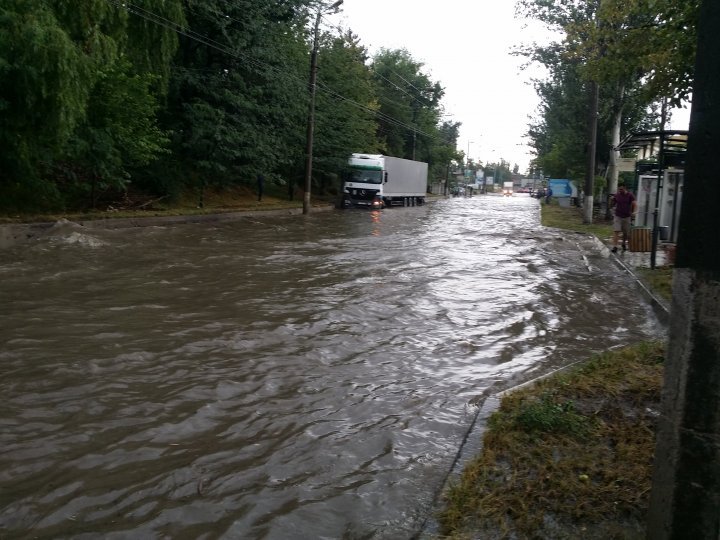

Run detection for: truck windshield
[[349, 169, 383, 184]]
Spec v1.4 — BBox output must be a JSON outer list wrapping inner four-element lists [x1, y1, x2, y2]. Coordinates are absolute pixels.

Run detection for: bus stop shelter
[[615, 130, 688, 268]]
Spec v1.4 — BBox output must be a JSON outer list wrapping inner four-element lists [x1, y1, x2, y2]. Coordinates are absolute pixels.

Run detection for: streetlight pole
[[303, 0, 343, 215]]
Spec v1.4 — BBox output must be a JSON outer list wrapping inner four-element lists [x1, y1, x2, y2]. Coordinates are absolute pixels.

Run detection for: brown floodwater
[[0, 195, 664, 538]]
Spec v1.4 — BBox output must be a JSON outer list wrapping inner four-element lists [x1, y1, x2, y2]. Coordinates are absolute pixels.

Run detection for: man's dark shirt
[[613, 191, 635, 218]]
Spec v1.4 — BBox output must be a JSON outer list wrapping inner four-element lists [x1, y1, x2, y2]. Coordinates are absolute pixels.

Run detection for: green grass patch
[[512, 392, 592, 437], [541, 202, 614, 241], [638, 267, 674, 300], [438, 341, 665, 539]]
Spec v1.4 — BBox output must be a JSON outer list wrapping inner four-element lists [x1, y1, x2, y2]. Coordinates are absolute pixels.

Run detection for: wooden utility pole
[[303, 0, 343, 215], [302, 9, 322, 215], [647, 0, 720, 537]]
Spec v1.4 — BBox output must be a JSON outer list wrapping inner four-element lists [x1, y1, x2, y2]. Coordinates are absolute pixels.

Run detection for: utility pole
[[647, 0, 720, 537], [303, 0, 343, 215], [444, 162, 450, 196], [650, 100, 667, 270]]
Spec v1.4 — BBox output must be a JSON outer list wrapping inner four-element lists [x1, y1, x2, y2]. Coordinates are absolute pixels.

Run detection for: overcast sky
[[326, 0, 691, 173]]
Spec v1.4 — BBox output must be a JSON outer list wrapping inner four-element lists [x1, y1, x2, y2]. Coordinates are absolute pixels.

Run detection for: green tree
[[365, 47, 457, 190], [160, 1, 310, 199], [0, 0, 182, 210], [429, 120, 462, 182], [0, 1, 98, 204], [563, 0, 700, 107], [313, 30, 380, 193], [371, 48, 444, 160], [559, 0, 699, 201], [517, 0, 694, 198], [483, 160, 512, 185], [62, 59, 170, 207]]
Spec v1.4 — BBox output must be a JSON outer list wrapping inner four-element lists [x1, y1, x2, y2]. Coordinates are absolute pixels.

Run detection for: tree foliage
[[517, 0, 699, 185], [162, 1, 309, 195], [0, 0, 460, 211], [564, 0, 700, 106], [0, 0, 182, 209], [370, 48, 459, 181], [312, 30, 379, 190]]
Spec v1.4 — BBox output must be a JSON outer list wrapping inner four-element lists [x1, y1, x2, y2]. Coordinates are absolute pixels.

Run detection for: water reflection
[[0, 195, 663, 538], [370, 210, 382, 237]]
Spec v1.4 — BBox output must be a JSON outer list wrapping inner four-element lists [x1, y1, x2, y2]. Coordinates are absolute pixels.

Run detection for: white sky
[[326, 0, 691, 174]]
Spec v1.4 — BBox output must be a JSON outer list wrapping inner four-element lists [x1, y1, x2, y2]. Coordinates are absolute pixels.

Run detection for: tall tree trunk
[[606, 86, 623, 220], [583, 81, 599, 224], [647, 1, 720, 537]]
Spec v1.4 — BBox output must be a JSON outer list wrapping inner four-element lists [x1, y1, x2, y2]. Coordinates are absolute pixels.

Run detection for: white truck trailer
[[341, 154, 428, 209]]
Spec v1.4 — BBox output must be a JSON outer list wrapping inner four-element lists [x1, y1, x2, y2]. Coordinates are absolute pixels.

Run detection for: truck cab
[[342, 154, 385, 209]]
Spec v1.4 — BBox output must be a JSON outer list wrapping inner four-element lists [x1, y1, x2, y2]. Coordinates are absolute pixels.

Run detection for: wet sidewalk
[[599, 236, 673, 322], [610, 243, 672, 269]]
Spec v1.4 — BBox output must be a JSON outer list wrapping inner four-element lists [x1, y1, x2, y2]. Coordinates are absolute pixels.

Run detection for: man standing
[[611, 184, 637, 253]]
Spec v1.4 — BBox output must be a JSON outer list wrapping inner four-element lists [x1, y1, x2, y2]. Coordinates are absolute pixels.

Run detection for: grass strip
[[438, 341, 665, 539], [540, 201, 614, 241], [638, 267, 674, 301]]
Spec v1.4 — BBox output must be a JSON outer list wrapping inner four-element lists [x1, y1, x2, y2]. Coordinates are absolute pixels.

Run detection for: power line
[[317, 12, 448, 118], [315, 81, 443, 139], [385, 67, 432, 97]]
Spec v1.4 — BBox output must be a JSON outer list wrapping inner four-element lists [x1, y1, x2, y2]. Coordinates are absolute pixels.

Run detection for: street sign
[[617, 158, 636, 172]]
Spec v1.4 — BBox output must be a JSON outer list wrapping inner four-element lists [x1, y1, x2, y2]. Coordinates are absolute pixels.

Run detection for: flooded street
[[0, 195, 664, 539]]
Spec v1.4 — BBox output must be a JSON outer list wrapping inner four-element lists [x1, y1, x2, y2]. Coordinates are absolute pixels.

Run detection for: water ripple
[[0, 195, 664, 538]]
